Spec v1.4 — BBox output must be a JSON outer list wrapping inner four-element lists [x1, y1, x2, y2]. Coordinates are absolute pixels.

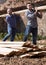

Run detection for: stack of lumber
[[0, 41, 46, 58]]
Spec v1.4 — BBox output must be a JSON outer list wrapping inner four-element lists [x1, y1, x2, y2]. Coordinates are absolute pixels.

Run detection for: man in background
[[23, 3, 42, 45], [3, 8, 17, 41]]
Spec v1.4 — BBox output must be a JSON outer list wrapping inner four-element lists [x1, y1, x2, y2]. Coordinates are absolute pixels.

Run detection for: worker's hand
[[34, 11, 37, 15], [35, 7, 37, 11], [37, 10, 42, 16], [39, 10, 42, 14]]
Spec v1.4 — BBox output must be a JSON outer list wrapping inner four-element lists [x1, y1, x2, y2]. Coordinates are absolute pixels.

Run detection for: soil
[[0, 56, 46, 65]]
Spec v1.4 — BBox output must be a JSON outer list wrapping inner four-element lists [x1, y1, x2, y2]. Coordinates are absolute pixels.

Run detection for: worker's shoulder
[[26, 9, 29, 13], [6, 15, 10, 20], [6, 14, 10, 17], [25, 9, 30, 15]]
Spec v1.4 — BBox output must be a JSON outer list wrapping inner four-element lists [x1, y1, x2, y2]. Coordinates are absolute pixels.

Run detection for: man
[[3, 8, 17, 41], [23, 3, 42, 45]]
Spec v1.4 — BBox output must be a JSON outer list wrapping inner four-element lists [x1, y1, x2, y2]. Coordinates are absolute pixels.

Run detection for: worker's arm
[[36, 10, 42, 18], [5, 16, 10, 24]]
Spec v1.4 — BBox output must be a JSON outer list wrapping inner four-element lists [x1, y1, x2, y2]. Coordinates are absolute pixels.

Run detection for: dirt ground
[[0, 56, 46, 65]]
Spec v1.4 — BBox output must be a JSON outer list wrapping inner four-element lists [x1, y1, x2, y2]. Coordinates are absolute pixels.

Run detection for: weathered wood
[[35, 5, 46, 11], [23, 41, 46, 51], [0, 41, 46, 51], [0, 47, 46, 57], [0, 41, 46, 57], [0, 5, 46, 18], [0, 46, 46, 57], [19, 51, 46, 58], [0, 47, 19, 56], [0, 42, 25, 47], [0, 9, 27, 17], [0, 47, 33, 56]]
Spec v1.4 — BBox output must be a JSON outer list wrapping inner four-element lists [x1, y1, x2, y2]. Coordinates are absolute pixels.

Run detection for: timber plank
[[0, 5, 46, 17], [0, 41, 46, 57], [19, 51, 46, 58]]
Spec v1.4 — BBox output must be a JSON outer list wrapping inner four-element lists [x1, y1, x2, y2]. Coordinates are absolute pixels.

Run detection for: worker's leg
[[23, 25, 31, 41], [32, 27, 38, 45], [10, 28, 16, 41], [3, 25, 12, 41]]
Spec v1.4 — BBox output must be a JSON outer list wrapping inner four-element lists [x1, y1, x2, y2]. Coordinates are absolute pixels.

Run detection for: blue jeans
[[3, 25, 16, 41], [23, 25, 38, 45]]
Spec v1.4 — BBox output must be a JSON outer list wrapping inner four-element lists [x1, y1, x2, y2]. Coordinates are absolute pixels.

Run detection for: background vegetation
[[0, 33, 46, 41]]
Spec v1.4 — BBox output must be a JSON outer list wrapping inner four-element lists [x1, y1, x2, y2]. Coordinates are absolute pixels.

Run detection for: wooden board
[[0, 47, 46, 57], [0, 47, 19, 56], [35, 5, 46, 11], [0, 5, 46, 17], [0, 47, 33, 56], [0, 41, 46, 57], [0, 42, 25, 47], [19, 51, 46, 58], [0, 41, 46, 51]]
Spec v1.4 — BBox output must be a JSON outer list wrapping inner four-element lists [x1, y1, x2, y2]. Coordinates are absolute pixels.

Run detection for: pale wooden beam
[[0, 5, 46, 18], [35, 5, 46, 10]]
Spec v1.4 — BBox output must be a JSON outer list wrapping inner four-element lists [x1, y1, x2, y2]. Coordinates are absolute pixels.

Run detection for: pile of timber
[[0, 41, 46, 58]]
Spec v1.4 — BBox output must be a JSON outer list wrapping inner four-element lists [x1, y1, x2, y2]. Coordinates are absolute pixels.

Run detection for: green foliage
[[15, 33, 24, 41], [0, 33, 46, 41], [37, 35, 46, 40], [0, 33, 7, 39]]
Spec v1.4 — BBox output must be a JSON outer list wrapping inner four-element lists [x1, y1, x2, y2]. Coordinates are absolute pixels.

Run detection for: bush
[[0, 33, 46, 41], [37, 35, 46, 40], [0, 33, 7, 39]]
